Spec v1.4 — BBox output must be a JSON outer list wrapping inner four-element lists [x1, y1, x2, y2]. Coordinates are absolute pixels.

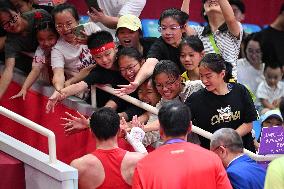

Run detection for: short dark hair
[[229, 0, 246, 13], [264, 64, 282, 73], [117, 47, 143, 64], [158, 100, 192, 137], [199, 53, 233, 83], [179, 35, 204, 53], [89, 107, 120, 141], [35, 20, 58, 36], [0, 1, 17, 14], [51, 3, 79, 22], [152, 60, 181, 87], [159, 8, 189, 26], [87, 30, 114, 49]]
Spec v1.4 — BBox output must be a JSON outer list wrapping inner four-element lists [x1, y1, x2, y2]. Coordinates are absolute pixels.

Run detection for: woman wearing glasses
[[49, 3, 100, 100], [0, 2, 51, 99], [116, 8, 189, 96]]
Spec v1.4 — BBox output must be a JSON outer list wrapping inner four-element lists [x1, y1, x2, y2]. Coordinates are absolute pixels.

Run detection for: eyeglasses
[[55, 22, 74, 31], [1, 14, 19, 29], [120, 62, 139, 74], [158, 25, 183, 33], [247, 48, 262, 55], [155, 79, 178, 90]]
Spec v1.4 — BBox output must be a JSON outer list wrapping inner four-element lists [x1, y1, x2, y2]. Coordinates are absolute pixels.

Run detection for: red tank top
[[92, 148, 131, 189]]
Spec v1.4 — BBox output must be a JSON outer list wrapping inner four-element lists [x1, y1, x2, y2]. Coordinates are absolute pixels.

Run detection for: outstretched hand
[[10, 89, 27, 100], [46, 91, 65, 113], [61, 111, 89, 136], [115, 81, 140, 96]]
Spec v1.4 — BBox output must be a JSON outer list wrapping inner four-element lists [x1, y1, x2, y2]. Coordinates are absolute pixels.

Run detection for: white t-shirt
[[96, 0, 146, 37], [237, 58, 265, 95], [32, 46, 51, 83], [51, 22, 100, 79], [192, 23, 243, 79], [256, 81, 284, 104]]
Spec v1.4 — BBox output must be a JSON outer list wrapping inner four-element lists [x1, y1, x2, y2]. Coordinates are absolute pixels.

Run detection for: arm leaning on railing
[[92, 85, 283, 162]]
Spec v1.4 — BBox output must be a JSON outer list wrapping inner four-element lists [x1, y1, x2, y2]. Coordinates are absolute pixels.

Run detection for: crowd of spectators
[[0, 0, 284, 188]]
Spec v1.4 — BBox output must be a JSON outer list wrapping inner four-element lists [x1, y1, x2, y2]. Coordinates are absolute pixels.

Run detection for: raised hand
[[115, 81, 140, 96], [61, 111, 89, 136]]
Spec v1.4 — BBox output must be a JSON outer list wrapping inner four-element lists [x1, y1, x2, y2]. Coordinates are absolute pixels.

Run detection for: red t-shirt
[[92, 148, 131, 189], [132, 142, 232, 189]]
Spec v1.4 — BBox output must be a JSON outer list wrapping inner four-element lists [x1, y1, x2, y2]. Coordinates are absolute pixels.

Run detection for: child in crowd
[[116, 14, 156, 59], [186, 53, 258, 152], [0, 4, 51, 99], [10, 20, 58, 100], [50, 3, 100, 94], [116, 8, 189, 95], [254, 109, 283, 150], [179, 35, 204, 82], [46, 30, 127, 113], [105, 47, 148, 121], [237, 33, 265, 95], [261, 110, 283, 128], [136, 60, 204, 146], [256, 64, 284, 114], [184, 0, 243, 79]]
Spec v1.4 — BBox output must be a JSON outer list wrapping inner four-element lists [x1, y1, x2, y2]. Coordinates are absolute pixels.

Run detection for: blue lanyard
[[164, 138, 185, 145]]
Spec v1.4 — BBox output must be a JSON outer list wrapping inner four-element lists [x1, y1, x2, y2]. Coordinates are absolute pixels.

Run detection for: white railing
[[92, 85, 283, 162], [0, 106, 57, 164]]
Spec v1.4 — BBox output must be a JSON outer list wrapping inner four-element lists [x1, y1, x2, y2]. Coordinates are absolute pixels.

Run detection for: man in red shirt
[[132, 101, 233, 189], [70, 107, 146, 189]]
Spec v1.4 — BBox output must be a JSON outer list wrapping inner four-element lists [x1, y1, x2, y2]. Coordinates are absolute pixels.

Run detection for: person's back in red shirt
[[132, 142, 232, 189]]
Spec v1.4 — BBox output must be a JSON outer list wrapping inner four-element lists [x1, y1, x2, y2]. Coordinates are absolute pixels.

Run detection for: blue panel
[[141, 19, 161, 38], [79, 15, 90, 24], [188, 21, 200, 26], [242, 23, 262, 33], [253, 120, 262, 140]]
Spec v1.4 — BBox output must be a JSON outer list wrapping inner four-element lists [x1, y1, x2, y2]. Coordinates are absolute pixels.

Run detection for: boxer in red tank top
[[70, 107, 145, 189]]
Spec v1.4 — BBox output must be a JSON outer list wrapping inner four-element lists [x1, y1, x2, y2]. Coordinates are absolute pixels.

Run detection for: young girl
[[49, 3, 100, 100], [0, 4, 51, 99], [11, 20, 58, 100], [116, 8, 189, 95], [184, 0, 242, 80], [179, 35, 204, 82], [185, 53, 258, 152]]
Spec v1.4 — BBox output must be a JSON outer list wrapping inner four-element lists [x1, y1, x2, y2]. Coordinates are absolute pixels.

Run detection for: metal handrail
[[92, 85, 283, 162], [0, 106, 57, 164]]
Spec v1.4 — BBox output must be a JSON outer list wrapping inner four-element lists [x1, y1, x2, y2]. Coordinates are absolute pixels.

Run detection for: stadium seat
[[141, 19, 161, 38], [242, 23, 262, 33], [79, 15, 90, 24]]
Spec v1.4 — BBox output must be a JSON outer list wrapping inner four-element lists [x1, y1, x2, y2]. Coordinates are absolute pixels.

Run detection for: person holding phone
[[86, 0, 146, 37], [50, 3, 100, 100]]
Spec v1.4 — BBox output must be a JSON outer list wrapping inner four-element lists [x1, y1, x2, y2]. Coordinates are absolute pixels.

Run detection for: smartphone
[[84, 0, 101, 12], [73, 25, 85, 38]]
